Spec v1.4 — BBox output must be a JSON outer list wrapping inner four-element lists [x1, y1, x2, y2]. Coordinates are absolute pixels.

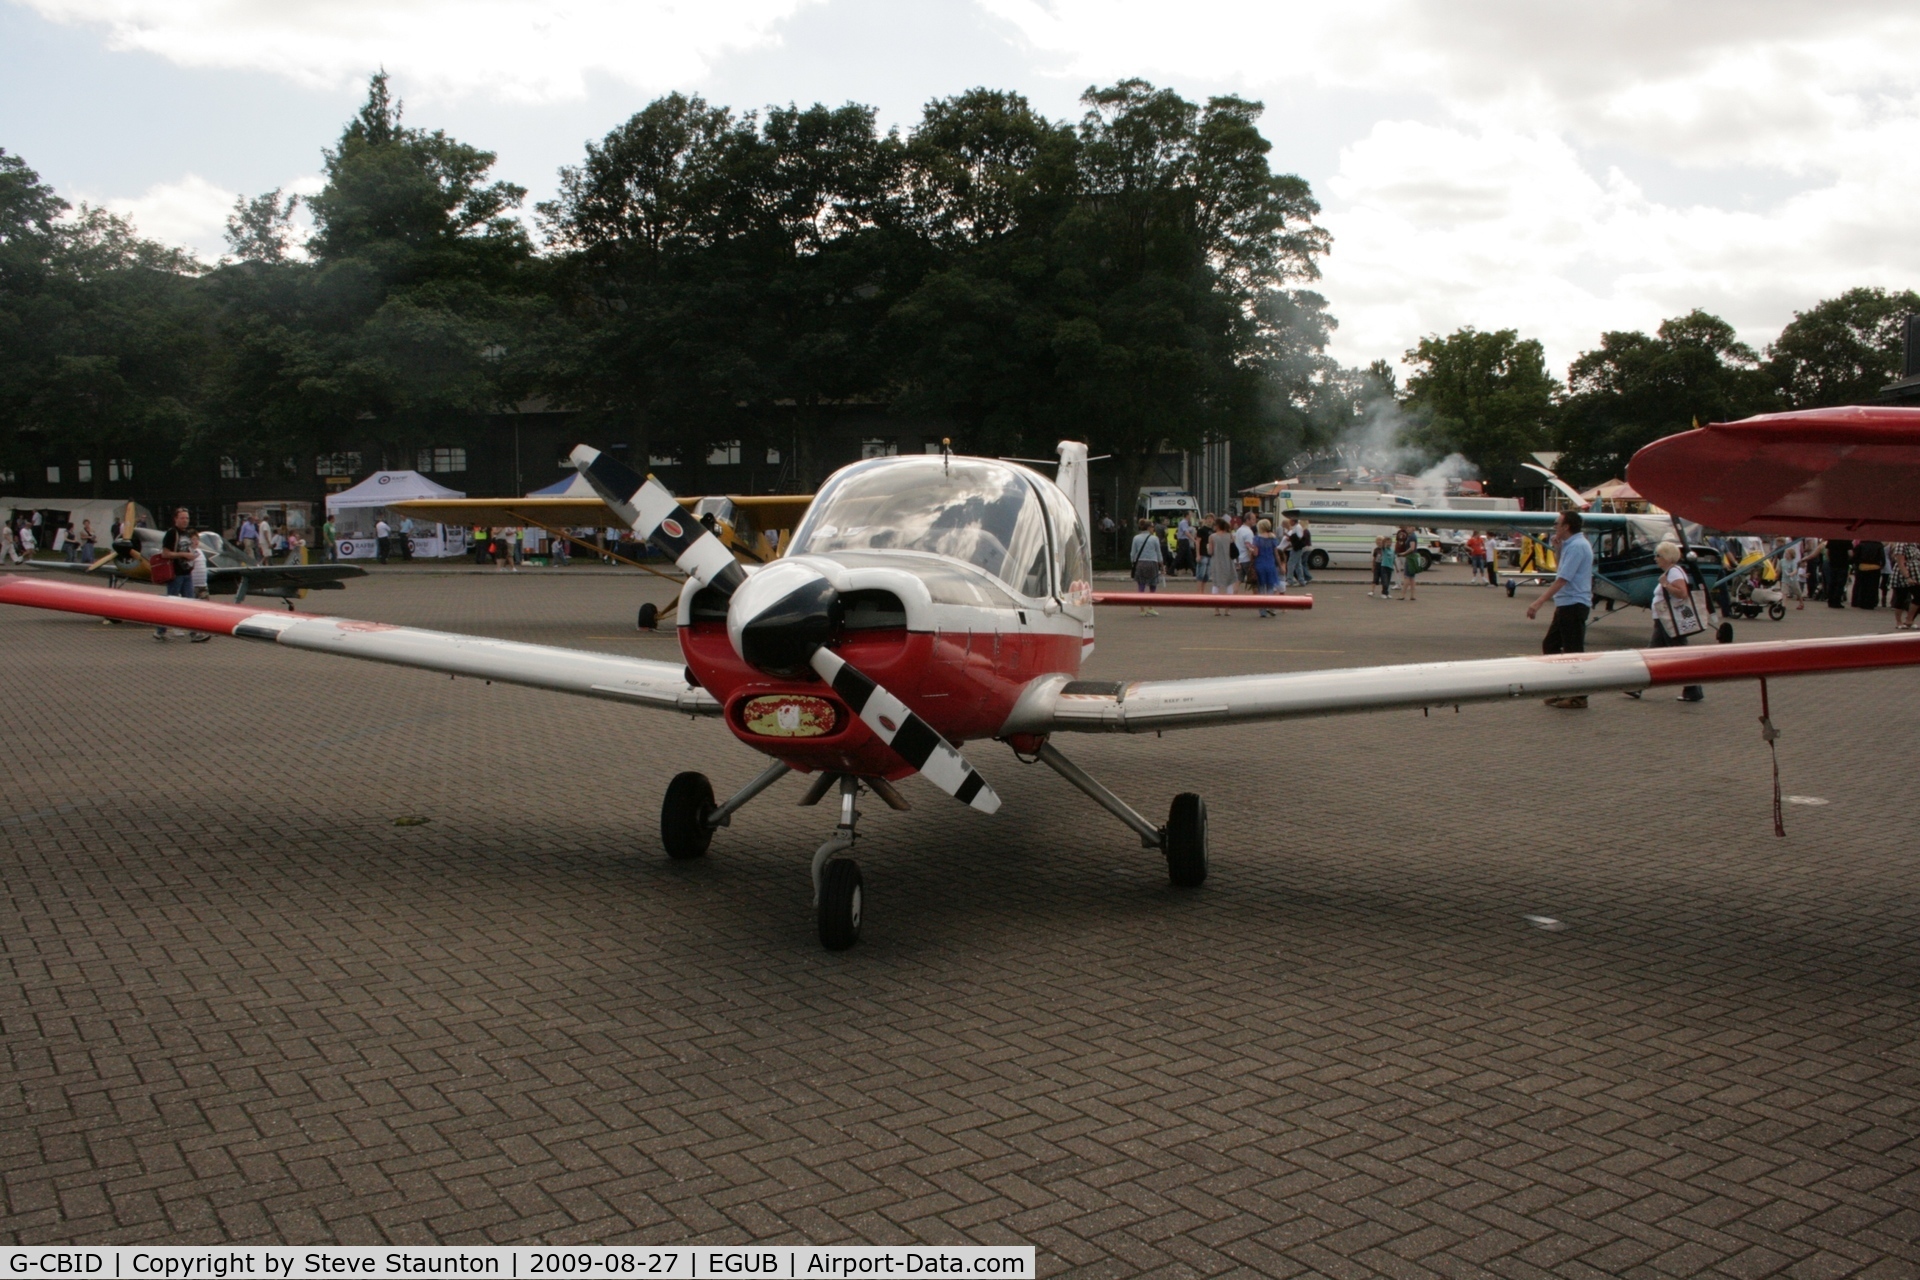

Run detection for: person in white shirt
[[375, 518, 392, 564], [1232, 513, 1257, 588], [1625, 540, 1703, 703]]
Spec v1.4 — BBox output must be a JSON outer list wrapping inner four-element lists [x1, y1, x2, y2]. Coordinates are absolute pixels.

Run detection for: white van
[[1268, 488, 1420, 569], [1135, 487, 1200, 523]]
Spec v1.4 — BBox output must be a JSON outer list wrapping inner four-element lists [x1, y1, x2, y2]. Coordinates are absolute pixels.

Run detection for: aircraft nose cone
[[727, 559, 841, 678]]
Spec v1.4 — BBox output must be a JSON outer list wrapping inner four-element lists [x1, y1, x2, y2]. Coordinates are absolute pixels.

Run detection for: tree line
[[1, 73, 1913, 507]]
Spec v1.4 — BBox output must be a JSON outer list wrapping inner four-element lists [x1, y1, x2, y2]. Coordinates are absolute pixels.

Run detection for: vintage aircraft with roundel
[[13, 501, 367, 604], [4, 441, 1918, 950]]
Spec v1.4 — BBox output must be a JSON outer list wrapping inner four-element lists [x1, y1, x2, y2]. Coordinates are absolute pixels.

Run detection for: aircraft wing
[[0, 578, 719, 717], [1287, 506, 1633, 533], [1628, 406, 1920, 540], [207, 564, 369, 592], [1008, 633, 1920, 735]]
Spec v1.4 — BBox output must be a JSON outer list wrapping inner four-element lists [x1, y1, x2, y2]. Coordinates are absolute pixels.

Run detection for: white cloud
[[23, 0, 819, 102], [88, 173, 236, 259]]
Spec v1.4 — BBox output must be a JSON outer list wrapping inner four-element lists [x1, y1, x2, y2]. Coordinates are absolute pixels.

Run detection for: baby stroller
[[1726, 570, 1787, 621]]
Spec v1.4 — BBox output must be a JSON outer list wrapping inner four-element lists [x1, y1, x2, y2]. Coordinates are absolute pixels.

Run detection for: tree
[[1558, 309, 1773, 482], [224, 190, 301, 264], [1400, 327, 1558, 481], [1765, 286, 1920, 408], [205, 73, 538, 469], [0, 149, 209, 493]]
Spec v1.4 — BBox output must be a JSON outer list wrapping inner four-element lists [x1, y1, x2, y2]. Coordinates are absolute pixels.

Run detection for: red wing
[[1628, 406, 1920, 539], [1090, 591, 1313, 609], [0, 578, 719, 716]]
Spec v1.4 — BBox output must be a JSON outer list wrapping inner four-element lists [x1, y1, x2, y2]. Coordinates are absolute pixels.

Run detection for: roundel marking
[[661, 518, 684, 538]]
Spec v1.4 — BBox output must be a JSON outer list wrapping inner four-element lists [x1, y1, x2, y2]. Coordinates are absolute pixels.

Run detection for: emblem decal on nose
[[878, 715, 898, 731], [660, 518, 683, 538]]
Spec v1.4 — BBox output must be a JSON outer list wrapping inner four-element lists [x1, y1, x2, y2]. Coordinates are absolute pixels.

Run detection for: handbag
[[148, 555, 175, 585], [1661, 579, 1705, 637]]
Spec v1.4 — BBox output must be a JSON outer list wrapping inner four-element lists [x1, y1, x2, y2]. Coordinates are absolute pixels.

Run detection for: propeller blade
[[808, 647, 1001, 814], [569, 445, 745, 596], [85, 552, 116, 572]]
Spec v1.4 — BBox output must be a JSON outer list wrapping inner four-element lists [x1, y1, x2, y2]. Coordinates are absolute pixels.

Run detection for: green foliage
[[1765, 286, 1920, 408], [1558, 309, 1775, 483], [203, 72, 538, 466], [1401, 327, 1558, 479]]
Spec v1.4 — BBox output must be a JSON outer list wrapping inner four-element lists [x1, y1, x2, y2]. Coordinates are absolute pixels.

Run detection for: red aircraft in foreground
[[5, 442, 1920, 949], [1629, 405, 1920, 540]]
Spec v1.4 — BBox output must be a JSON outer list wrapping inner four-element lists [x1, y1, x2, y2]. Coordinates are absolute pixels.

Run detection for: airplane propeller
[[569, 446, 1000, 813]]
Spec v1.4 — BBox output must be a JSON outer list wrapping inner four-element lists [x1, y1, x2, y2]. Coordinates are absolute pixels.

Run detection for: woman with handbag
[[1628, 541, 1703, 702], [1128, 518, 1163, 616]]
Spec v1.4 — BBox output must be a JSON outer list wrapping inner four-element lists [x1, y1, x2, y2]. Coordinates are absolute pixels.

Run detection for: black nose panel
[[739, 578, 841, 677]]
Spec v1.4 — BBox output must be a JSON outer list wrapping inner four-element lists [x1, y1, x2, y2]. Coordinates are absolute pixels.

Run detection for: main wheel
[[1164, 793, 1208, 888], [1768, 602, 1786, 621], [818, 858, 863, 950], [660, 771, 715, 859], [637, 601, 659, 631], [1505, 581, 1518, 597], [1717, 622, 1735, 644], [1308, 549, 1328, 571]]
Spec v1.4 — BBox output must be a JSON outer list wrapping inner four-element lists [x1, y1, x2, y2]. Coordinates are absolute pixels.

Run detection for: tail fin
[[1056, 441, 1092, 539]]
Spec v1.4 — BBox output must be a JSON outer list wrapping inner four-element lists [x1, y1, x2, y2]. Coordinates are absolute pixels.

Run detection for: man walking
[[1525, 510, 1594, 709]]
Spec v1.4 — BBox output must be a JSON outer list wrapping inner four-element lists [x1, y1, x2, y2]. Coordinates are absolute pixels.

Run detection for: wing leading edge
[[1005, 633, 1920, 734], [0, 578, 719, 716]]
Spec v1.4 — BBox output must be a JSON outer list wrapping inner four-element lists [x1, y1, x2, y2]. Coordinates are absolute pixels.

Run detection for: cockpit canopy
[[791, 455, 1088, 601]]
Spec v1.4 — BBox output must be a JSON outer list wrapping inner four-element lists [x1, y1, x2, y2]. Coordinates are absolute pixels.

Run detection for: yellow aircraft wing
[[391, 493, 814, 560]]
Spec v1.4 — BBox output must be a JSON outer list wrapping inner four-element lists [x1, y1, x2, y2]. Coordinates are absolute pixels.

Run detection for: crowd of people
[[1128, 510, 1317, 616]]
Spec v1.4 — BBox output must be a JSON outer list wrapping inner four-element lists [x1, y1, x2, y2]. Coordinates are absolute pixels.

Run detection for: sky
[[4, 0, 1918, 377]]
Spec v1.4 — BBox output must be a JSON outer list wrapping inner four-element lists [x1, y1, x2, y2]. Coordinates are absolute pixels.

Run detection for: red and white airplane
[[5, 441, 1919, 949]]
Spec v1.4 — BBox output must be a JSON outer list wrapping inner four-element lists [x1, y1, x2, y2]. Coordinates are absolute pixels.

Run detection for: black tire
[[818, 858, 863, 950], [1505, 581, 1518, 597], [637, 601, 659, 631], [1717, 622, 1735, 644], [1768, 602, 1786, 621], [661, 771, 715, 859], [1164, 792, 1208, 888], [1307, 548, 1328, 571]]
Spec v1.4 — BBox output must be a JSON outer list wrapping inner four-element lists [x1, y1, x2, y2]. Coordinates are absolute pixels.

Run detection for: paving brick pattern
[[2, 566, 1916, 1275]]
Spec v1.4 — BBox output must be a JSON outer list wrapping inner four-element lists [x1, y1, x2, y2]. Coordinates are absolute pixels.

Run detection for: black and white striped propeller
[[569, 446, 1000, 814]]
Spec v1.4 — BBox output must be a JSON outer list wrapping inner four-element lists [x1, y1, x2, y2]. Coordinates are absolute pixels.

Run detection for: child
[[1371, 537, 1395, 598]]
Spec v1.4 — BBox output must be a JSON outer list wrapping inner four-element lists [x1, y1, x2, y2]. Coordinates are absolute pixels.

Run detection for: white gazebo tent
[[324, 470, 466, 558]]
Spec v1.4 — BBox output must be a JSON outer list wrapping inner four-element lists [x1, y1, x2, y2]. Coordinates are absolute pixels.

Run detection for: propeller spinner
[[568, 446, 1001, 813]]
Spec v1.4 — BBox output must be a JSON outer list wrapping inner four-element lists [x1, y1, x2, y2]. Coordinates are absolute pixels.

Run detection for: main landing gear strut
[[657, 763, 908, 951], [1033, 742, 1208, 887]]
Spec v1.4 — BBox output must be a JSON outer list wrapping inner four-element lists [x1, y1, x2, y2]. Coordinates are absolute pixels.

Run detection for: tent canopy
[[527, 473, 596, 497], [325, 470, 464, 513]]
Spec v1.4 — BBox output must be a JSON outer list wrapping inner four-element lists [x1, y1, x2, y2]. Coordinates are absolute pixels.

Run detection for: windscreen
[[794, 458, 1051, 594]]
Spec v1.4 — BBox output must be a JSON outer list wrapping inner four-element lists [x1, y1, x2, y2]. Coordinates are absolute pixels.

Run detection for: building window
[[46, 465, 61, 483], [860, 438, 899, 459], [77, 459, 93, 482], [923, 443, 944, 454], [765, 447, 781, 465], [218, 457, 256, 480], [648, 450, 679, 467], [707, 440, 741, 466], [0, 470, 14, 485], [315, 452, 361, 478], [109, 458, 132, 481], [417, 447, 467, 473]]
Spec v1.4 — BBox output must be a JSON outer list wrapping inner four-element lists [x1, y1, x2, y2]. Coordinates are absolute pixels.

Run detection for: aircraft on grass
[[3, 442, 1917, 951], [8, 502, 366, 605]]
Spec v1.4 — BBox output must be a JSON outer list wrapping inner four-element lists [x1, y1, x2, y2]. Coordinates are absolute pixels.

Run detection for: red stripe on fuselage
[[1642, 632, 1920, 684], [0, 577, 302, 633]]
